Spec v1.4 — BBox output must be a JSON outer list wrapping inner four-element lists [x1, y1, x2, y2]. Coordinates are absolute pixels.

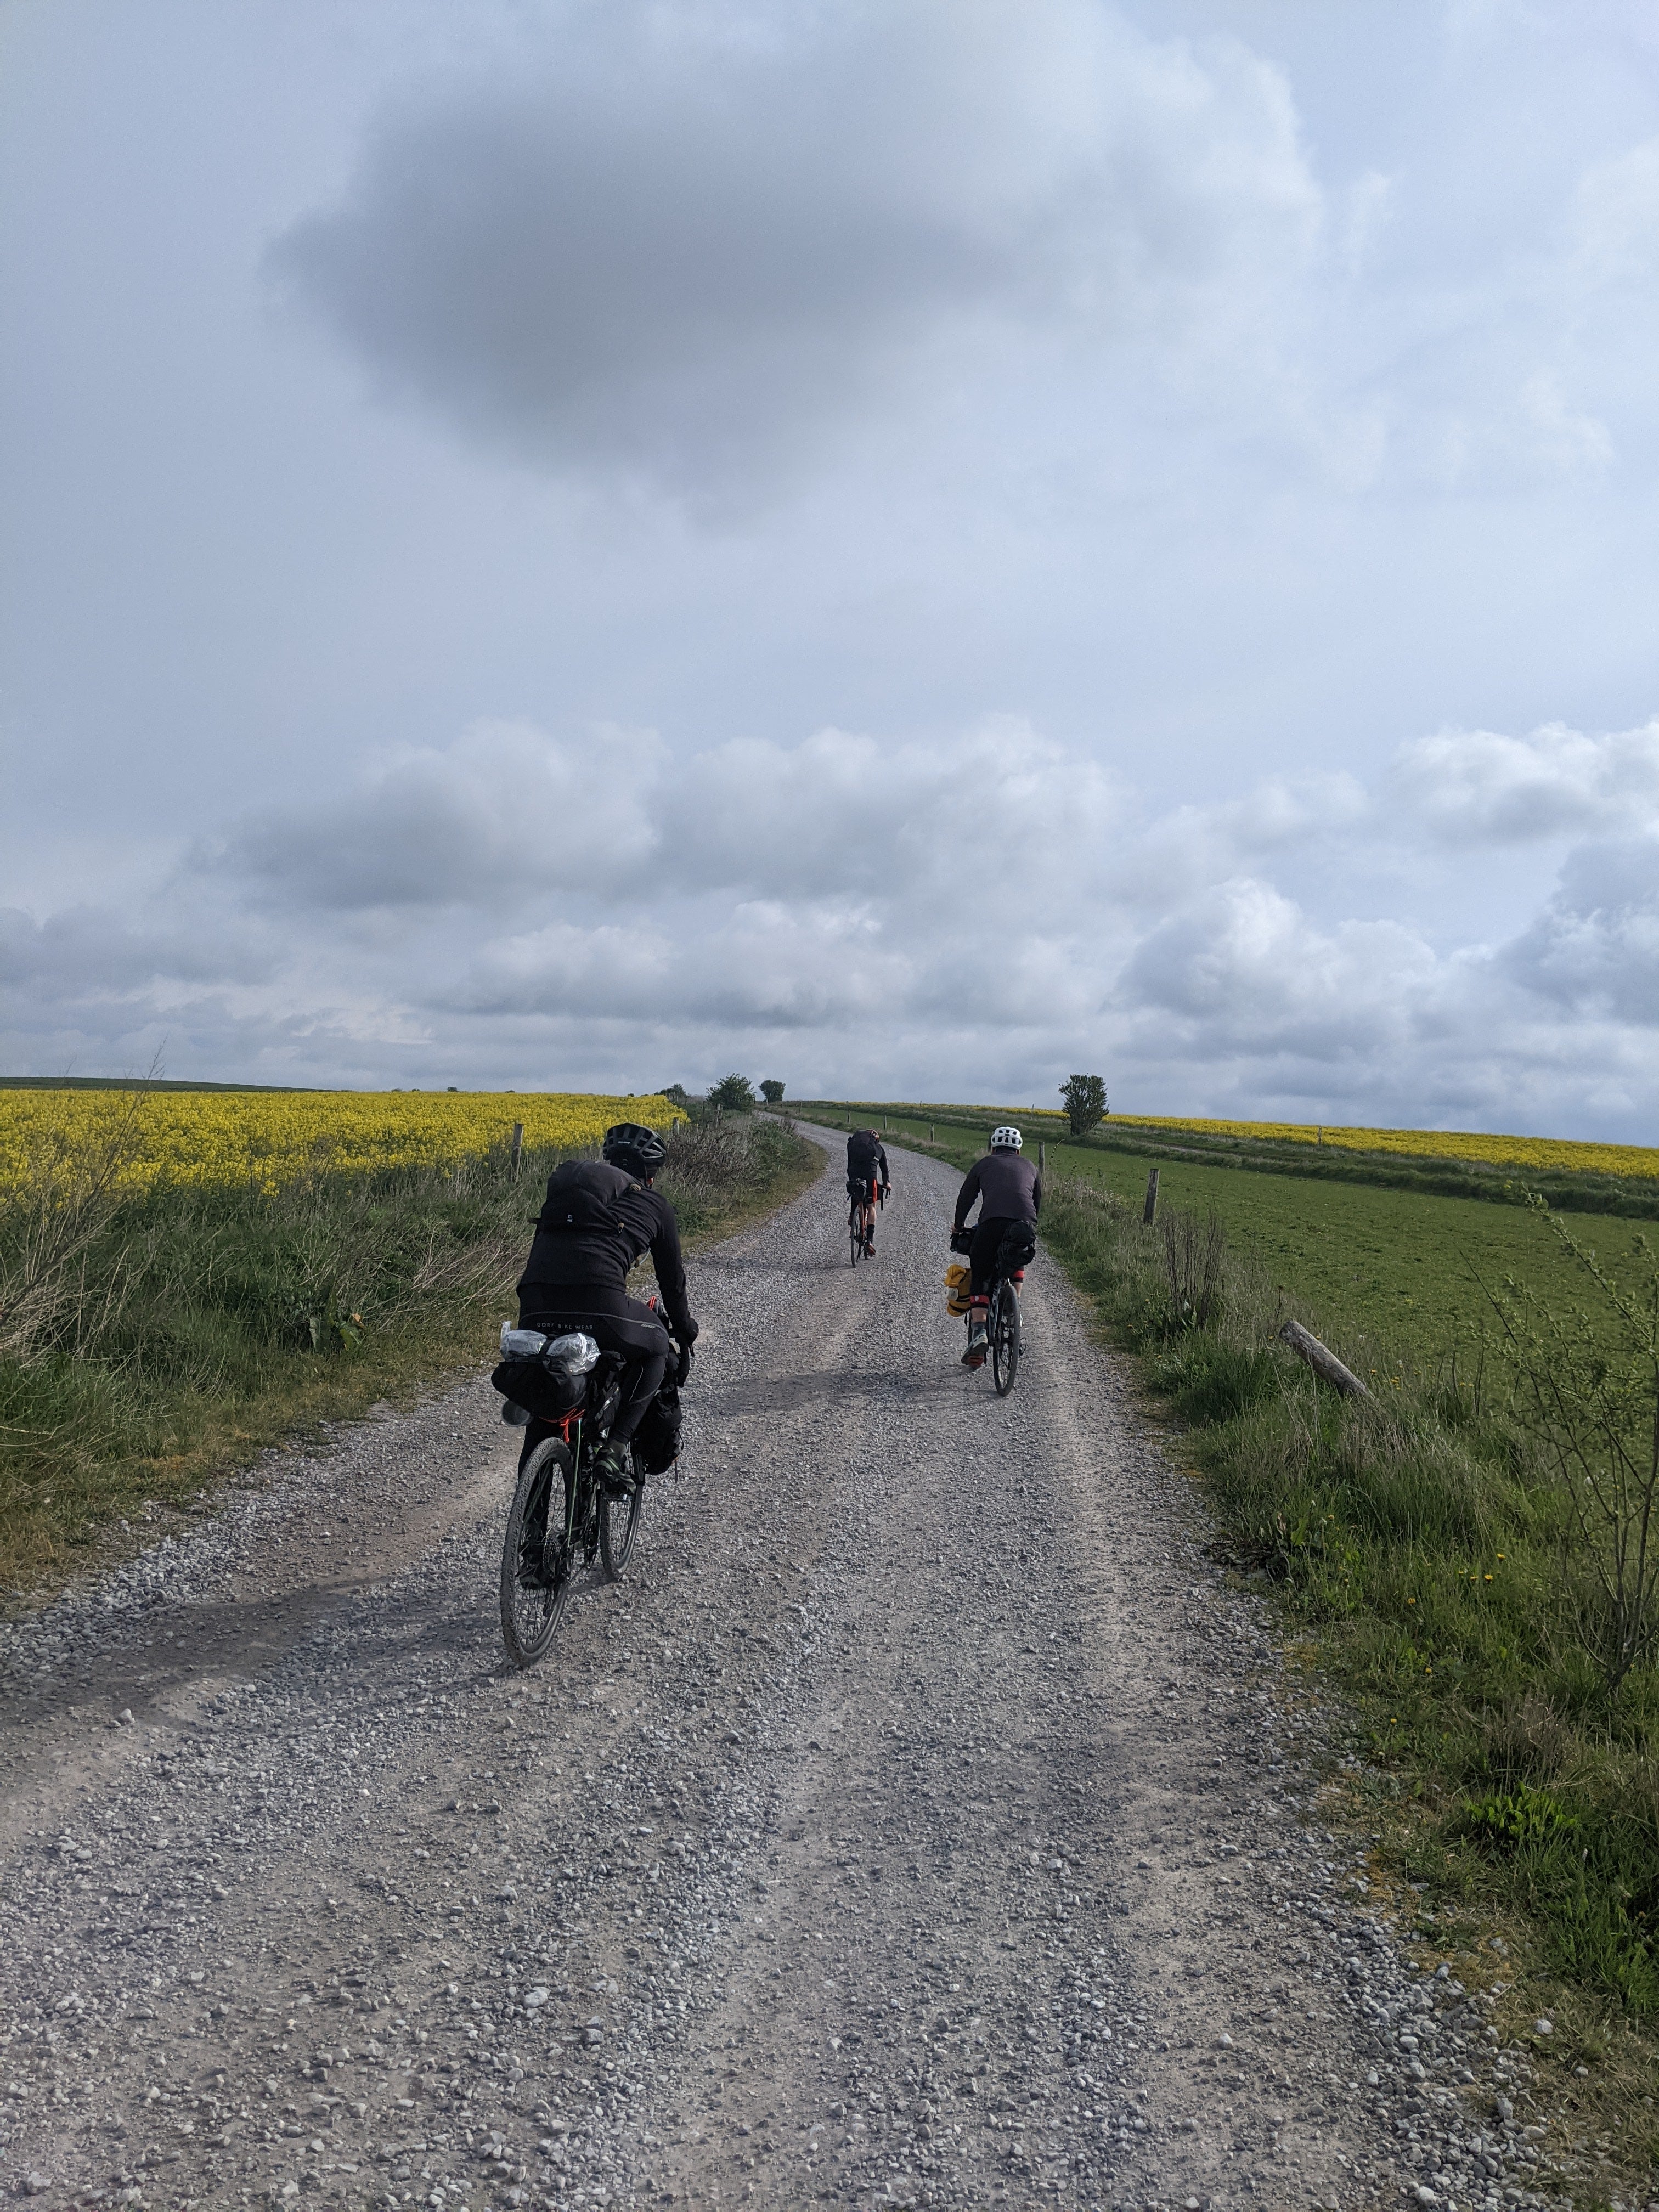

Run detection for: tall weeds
[[0, 1110, 812, 1592], [1487, 1209, 1659, 1697]]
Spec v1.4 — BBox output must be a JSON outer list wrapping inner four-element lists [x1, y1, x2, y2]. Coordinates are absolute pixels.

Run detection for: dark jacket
[[516, 1160, 695, 1339], [847, 1131, 889, 1183], [953, 1150, 1041, 1231]]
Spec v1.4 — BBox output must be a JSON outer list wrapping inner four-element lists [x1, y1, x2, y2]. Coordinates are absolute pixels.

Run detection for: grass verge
[[0, 1113, 817, 1600], [1030, 1170, 1659, 2200]]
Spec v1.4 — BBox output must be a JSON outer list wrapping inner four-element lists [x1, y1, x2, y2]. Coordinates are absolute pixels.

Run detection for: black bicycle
[[496, 1329, 681, 1668], [956, 1227, 1030, 1396], [847, 1177, 884, 1265], [988, 1265, 1022, 1396]]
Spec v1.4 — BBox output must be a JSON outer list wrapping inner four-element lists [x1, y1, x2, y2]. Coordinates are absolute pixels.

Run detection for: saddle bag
[[845, 1173, 870, 1200], [633, 1381, 683, 1475], [491, 1357, 585, 1421], [997, 1221, 1038, 1273], [489, 1325, 599, 1424]]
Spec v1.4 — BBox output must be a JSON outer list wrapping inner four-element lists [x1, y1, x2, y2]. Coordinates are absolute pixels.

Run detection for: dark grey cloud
[[1502, 833, 1659, 1020], [269, 0, 1317, 495], [203, 716, 1123, 915]]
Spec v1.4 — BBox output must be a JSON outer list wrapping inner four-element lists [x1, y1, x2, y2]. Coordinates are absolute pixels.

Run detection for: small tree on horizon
[[708, 1073, 757, 1113], [759, 1079, 786, 1104], [1060, 1073, 1108, 1139]]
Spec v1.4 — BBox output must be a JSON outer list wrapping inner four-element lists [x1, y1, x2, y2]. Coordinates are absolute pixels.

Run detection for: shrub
[[707, 1074, 757, 1113]]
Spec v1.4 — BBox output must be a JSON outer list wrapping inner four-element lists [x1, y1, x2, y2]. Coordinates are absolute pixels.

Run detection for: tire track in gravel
[[0, 1126, 1562, 2212]]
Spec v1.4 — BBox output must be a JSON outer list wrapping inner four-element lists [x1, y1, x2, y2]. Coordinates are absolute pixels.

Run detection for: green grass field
[[837, 1106, 1620, 1373]]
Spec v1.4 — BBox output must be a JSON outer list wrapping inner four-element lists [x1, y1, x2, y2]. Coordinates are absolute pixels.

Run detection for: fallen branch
[[1278, 1318, 1369, 1398]]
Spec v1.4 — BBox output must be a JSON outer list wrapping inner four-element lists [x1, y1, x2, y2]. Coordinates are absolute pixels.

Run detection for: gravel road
[[0, 1126, 1588, 2212]]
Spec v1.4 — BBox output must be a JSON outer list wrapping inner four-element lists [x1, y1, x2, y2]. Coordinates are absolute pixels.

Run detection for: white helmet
[[990, 1125, 1023, 1151]]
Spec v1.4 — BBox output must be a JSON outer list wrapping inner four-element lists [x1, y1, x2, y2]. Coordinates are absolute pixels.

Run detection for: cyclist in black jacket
[[952, 1124, 1040, 1368], [846, 1127, 890, 1255], [516, 1124, 697, 1494]]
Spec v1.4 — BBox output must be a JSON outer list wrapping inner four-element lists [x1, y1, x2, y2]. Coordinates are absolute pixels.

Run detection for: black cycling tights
[[967, 1214, 1024, 1301]]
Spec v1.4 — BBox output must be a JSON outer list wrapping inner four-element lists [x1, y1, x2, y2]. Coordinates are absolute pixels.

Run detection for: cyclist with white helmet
[[952, 1125, 1041, 1369]]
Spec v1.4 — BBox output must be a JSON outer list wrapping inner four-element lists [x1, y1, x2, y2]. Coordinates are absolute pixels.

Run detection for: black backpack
[[536, 1159, 637, 1235], [847, 1130, 881, 1176]]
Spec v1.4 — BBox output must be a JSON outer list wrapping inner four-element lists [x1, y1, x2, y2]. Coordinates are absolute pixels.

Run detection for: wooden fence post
[[1278, 1319, 1368, 1397], [1039, 1141, 1046, 1174], [509, 1122, 524, 1182], [1142, 1167, 1160, 1226]]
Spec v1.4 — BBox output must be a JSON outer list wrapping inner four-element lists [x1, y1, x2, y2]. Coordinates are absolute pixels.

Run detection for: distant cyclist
[[515, 1124, 698, 1495], [845, 1126, 890, 1256], [952, 1125, 1040, 1368]]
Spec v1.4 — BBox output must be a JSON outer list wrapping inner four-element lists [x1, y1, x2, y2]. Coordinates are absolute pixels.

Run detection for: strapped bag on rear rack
[[490, 1326, 600, 1424]]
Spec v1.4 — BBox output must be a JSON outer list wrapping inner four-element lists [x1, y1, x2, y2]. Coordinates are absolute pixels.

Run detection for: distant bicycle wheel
[[599, 1445, 645, 1579], [991, 1279, 1022, 1397], [849, 1207, 864, 1265], [500, 1437, 574, 1668]]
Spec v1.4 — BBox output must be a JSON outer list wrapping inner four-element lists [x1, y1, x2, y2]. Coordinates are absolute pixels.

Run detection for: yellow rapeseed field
[[0, 1089, 686, 1198], [1108, 1114, 1659, 1183]]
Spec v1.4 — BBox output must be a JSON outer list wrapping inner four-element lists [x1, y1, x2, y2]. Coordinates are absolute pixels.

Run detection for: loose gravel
[[0, 1127, 1612, 2211]]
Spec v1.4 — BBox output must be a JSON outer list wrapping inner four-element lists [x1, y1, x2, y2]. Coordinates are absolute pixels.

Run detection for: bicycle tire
[[500, 1436, 575, 1668], [849, 1208, 863, 1266], [991, 1279, 1022, 1396], [599, 1444, 645, 1579]]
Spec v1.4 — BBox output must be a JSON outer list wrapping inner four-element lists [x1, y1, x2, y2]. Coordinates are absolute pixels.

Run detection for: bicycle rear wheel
[[500, 1437, 575, 1668], [991, 1280, 1022, 1396], [599, 1444, 645, 1578], [849, 1208, 863, 1265]]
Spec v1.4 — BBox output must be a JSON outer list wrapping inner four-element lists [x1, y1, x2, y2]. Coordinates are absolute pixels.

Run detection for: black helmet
[[603, 1121, 668, 1179]]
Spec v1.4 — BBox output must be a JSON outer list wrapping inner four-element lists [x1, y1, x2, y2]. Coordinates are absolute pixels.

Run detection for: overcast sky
[[4, 0, 1659, 1134]]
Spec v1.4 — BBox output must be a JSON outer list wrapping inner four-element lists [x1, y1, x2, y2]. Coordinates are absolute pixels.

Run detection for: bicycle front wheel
[[599, 1444, 645, 1579], [500, 1437, 575, 1668], [991, 1281, 1022, 1396]]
